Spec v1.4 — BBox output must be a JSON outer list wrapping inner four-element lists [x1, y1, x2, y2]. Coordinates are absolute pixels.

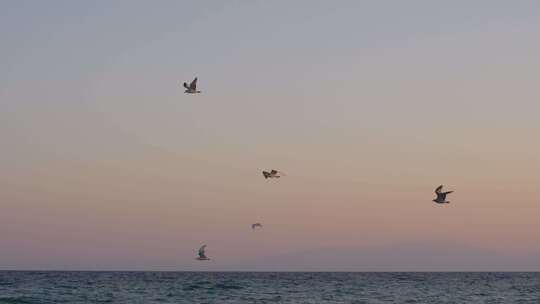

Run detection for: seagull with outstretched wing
[[262, 169, 283, 179], [433, 185, 453, 204], [196, 244, 210, 260], [183, 77, 201, 94]]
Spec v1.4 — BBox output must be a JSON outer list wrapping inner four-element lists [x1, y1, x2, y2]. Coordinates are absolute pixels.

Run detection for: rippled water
[[1, 272, 540, 303]]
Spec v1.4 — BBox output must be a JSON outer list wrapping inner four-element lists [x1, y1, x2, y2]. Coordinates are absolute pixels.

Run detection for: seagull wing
[[435, 185, 443, 194], [270, 170, 278, 175], [183, 82, 189, 89], [198, 245, 207, 258], [189, 77, 198, 90], [262, 171, 270, 178]]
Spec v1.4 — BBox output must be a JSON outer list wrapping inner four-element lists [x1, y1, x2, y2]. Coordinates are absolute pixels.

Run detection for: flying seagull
[[262, 170, 282, 179], [183, 77, 201, 94], [251, 223, 263, 230], [433, 185, 453, 204], [196, 244, 210, 260]]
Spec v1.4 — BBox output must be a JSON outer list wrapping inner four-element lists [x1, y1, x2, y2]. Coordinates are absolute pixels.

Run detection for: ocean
[[0, 271, 539, 303]]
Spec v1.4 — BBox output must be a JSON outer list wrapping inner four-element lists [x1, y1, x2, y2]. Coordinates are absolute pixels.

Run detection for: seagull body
[[262, 169, 281, 179], [183, 77, 201, 94], [251, 223, 263, 230], [433, 185, 453, 204], [196, 244, 210, 260]]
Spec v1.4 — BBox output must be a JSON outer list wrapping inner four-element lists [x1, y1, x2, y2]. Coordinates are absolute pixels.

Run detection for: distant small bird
[[433, 185, 453, 204], [251, 223, 263, 230], [262, 170, 282, 179], [183, 77, 201, 94], [196, 244, 210, 260]]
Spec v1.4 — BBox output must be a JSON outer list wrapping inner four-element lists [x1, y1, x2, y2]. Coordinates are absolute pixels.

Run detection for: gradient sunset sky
[[1, 0, 540, 271]]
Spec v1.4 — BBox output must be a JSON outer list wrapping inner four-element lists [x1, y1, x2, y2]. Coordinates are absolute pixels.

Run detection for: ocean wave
[[0, 297, 43, 304], [213, 283, 243, 290], [183, 284, 205, 291], [1, 272, 540, 303]]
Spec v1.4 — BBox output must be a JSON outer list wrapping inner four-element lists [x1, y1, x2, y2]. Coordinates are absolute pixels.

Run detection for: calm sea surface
[[0, 272, 539, 303]]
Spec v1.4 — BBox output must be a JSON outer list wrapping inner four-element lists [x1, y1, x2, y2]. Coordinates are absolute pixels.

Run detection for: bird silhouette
[[183, 77, 201, 94], [433, 185, 453, 204], [262, 170, 282, 179], [195, 244, 210, 260]]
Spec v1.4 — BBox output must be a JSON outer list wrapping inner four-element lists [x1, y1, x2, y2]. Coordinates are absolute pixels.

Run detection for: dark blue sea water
[[0, 272, 539, 303]]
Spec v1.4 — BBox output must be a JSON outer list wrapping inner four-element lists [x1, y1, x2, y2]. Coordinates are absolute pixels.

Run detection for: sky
[[1, 0, 540, 271]]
